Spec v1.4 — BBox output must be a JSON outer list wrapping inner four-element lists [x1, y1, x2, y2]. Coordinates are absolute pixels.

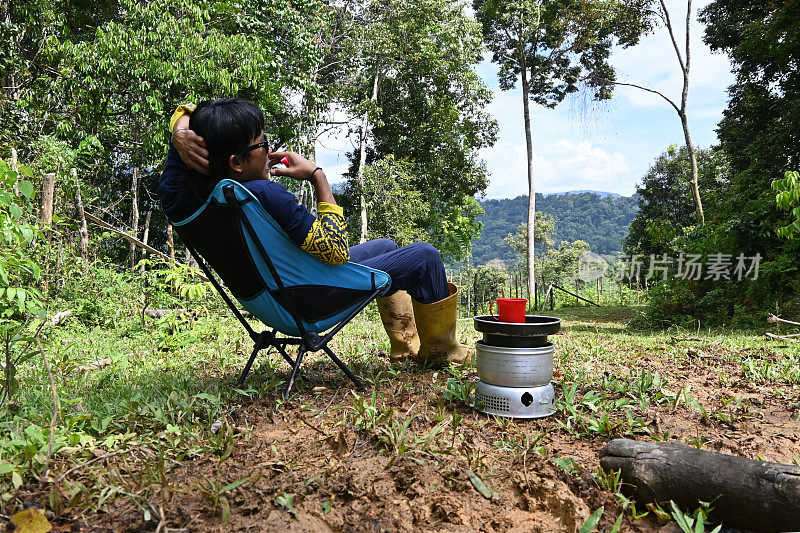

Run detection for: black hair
[[179, 98, 265, 198]]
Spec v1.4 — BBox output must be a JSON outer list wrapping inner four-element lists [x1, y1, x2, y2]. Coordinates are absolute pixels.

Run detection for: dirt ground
[[15, 312, 800, 532]]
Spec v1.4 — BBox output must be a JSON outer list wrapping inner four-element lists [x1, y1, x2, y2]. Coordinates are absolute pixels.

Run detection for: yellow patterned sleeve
[[169, 103, 196, 132], [301, 202, 350, 265]]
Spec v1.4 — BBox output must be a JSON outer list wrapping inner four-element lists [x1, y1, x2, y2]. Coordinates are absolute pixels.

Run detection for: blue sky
[[315, 0, 733, 199]]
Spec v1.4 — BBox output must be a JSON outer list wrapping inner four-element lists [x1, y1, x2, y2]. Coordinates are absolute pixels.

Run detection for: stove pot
[[475, 341, 554, 388]]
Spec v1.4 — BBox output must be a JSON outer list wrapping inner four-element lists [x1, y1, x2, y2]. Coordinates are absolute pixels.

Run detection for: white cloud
[[481, 138, 631, 198]]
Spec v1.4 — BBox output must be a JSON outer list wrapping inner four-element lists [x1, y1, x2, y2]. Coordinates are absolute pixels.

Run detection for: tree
[[3, 0, 329, 262], [541, 239, 591, 287], [340, 155, 429, 246], [624, 145, 727, 257], [332, 0, 497, 258], [773, 171, 800, 240], [596, 0, 706, 224], [692, 0, 800, 318], [473, 0, 645, 301], [503, 213, 557, 264]]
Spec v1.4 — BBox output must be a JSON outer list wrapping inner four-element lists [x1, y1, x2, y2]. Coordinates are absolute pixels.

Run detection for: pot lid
[[473, 315, 561, 337]]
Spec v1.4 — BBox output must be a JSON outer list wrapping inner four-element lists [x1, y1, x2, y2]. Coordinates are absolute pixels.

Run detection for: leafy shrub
[[0, 161, 45, 402]]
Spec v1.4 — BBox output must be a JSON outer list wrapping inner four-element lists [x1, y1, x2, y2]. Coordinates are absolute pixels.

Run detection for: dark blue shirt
[[157, 145, 315, 245]]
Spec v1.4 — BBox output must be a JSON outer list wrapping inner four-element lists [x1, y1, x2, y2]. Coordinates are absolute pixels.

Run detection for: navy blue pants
[[349, 239, 449, 304]]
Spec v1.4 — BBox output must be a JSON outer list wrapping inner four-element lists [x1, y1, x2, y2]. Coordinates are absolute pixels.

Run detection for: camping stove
[[473, 315, 561, 418]]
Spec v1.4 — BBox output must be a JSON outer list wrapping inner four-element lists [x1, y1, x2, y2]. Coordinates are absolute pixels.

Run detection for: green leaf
[[220, 476, 250, 494], [18, 180, 34, 199], [0, 463, 15, 475], [466, 468, 496, 499], [275, 493, 296, 515], [17, 164, 34, 178], [579, 507, 604, 533], [609, 513, 623, 533]]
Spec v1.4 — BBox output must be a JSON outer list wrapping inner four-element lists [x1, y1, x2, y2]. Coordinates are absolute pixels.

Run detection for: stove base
[[475, 381, 556, 419]]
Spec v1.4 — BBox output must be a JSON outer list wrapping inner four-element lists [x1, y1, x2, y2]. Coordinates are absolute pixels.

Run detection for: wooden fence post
[[40, 172, 56, 239], [167, 224, 175, 262], [472, 272, 479, 317]]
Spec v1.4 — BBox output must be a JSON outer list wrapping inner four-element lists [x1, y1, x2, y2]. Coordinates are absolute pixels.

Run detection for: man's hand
[[171, 114, 210, 174], [269, 151, 335, 205], [268, 151, 318, 181], [173, 128, 210, 175]]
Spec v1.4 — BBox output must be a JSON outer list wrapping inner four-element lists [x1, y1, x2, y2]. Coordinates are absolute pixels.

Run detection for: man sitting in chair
[[158, 98, 468, 367]]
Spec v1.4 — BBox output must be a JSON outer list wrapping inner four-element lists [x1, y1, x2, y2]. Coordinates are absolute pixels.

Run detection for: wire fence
[[447, 266, 647, 318]]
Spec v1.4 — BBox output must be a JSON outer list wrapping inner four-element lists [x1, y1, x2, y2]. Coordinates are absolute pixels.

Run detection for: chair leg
[[284, 347, 306, 398], [322, 345, 365, 391], [275, 343, 297, 367], [237, 340, 263, 387]]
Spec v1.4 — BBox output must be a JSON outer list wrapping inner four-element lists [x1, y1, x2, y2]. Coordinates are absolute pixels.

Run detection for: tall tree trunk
[[71, 168, 89, 264], [520, 44, 536, 304], [140, 211, 151, 272], [680, 0, 704, 224], [661, 0, 704, 224], [10, 148, 19, 195], [129, 168, 140, 270], [356, 71, 379, 243]]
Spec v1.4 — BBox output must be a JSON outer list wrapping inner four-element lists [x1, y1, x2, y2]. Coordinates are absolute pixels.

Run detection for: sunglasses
[[244, 133, 269, 154]]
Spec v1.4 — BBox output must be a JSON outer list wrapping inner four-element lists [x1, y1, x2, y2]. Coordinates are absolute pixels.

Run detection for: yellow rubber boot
[[376, 291, 420, 363], [411, 283, 469, 368]]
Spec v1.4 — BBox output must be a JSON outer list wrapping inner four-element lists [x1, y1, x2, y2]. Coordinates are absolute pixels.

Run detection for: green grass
[[2, 267, 799, 525]]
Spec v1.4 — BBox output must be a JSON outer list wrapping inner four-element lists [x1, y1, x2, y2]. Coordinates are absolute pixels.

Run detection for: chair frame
[[180, 185, 387, 398]]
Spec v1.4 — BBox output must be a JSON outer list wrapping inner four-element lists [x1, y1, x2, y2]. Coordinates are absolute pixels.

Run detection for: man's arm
[[268, 151, 335, 204], [170, 105, 211, 174], [268, 151, 349, 265]]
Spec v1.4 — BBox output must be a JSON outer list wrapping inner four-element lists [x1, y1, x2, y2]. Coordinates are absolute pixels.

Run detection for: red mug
[[490, 298, 527, 323]]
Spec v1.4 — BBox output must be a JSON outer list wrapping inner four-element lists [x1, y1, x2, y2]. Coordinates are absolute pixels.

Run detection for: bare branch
[[765, 332, 797, 342], [56, 449, 137, 482], [659, 0, 687, 74], [589, 77, 680, 114], [768, 314, 800, 327]]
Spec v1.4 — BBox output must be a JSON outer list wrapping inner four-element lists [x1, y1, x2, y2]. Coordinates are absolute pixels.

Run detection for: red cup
[[490, 298, 527, 323], [280, 156, 290, 166]]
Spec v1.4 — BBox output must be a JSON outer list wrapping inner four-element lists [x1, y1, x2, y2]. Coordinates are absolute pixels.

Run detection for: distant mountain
[[470, 192, 638, 266], [544, 190, 622, 198]]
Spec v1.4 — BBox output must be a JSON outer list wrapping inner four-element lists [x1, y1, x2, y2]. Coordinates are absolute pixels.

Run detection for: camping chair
[[170, 179, 391, 397]]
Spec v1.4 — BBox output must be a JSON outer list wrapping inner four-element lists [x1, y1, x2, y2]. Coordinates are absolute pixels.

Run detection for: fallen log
[[765, 332, 798, 342], [143, 308, 189, 319], [47, 310, 72, 327], [599, 439, 800, 532]]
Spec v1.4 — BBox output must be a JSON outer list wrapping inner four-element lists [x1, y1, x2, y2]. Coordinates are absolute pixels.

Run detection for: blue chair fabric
[[170, 179, 391, 396]]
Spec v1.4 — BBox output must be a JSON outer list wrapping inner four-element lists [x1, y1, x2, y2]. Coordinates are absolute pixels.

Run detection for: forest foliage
[[471, 192, 638, 266], [2, 0, 800, 328], [615, 0, 800, 326], [1, 0, 495, 262]]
